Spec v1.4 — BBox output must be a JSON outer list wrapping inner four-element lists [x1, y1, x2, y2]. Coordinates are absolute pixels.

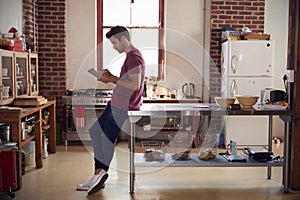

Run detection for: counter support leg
[[283, 119, 291, 192], [267, 115, 273, 179], [129, 122, 136, 194]]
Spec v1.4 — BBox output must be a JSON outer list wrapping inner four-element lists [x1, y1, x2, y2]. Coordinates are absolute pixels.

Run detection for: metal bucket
[[0, 123, 11, 142]]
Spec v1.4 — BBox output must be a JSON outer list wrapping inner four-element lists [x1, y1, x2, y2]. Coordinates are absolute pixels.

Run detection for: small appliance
[[260, 88, 286, 104], [182, 83, 195, 98], [270, 90, 286, 102]]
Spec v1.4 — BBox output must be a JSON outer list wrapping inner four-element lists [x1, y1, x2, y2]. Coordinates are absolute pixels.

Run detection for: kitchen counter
[[142, 97, 203, 103], [128, 103, 294, 194]]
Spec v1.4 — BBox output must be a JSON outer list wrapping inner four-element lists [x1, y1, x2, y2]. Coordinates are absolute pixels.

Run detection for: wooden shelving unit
[[0, 98, 56, 189]]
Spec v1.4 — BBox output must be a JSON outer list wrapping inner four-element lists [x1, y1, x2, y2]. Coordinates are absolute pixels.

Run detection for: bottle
[[229, 140, 237, 156], [16, 63, 20, 76], [143, 80, 147, 97]]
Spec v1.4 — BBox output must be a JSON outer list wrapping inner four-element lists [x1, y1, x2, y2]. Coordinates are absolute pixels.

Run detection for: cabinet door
[[14, 52, 29, 97], [28, 53, 38, 96], [0, 49, 15, 105]]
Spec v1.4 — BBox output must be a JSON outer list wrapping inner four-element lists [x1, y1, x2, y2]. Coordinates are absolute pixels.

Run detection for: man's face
[[109, 35, 125, 53]]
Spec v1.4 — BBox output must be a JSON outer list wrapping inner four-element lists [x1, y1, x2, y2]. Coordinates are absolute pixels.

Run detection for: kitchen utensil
[[182, 83, 195, 98]]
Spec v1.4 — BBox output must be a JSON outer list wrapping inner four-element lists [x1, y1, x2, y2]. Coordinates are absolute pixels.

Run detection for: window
[[97, 0, 165, 80]]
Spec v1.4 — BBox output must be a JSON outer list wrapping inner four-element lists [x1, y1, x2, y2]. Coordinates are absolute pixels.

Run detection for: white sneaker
[[77, 176, 105, 191], [87, 170, 108, 195], [77, 176, 94, 191]]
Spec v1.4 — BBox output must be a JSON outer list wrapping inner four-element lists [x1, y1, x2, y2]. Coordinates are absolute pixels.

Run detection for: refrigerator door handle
[[230, 79, 237, 97], [231, 55, 238, 74]]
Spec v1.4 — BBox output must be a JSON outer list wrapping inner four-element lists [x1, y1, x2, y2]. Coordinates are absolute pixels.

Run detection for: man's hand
[[99, 69, 118, 84]]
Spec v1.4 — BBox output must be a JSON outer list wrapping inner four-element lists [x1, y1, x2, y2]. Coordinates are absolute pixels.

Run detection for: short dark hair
[[106, 26, 130, 41]]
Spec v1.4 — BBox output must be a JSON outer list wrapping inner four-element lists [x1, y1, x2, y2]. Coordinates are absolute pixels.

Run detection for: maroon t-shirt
[[110, 48, 145, 110]]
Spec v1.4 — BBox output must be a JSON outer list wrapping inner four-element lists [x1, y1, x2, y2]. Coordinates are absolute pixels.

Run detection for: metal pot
[[0, 123, 11, 142]]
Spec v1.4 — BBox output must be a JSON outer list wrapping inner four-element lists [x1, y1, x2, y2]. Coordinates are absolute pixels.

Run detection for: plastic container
[[22, 141, 35, 166]]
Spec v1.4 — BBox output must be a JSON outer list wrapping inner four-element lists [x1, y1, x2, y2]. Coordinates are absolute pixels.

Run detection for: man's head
[[106, 26, 130, 41], [106, 26, 130, 53]]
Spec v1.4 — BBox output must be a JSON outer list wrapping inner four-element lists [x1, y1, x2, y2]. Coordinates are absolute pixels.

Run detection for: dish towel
[[74, 106, 86, 129]]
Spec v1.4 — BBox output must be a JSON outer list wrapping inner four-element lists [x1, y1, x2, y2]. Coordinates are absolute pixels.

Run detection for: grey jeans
[[89, 104, 128, 171]]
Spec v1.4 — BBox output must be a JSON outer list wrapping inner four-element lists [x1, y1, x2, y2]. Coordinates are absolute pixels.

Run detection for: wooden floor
[[1, 142, 300, 200]]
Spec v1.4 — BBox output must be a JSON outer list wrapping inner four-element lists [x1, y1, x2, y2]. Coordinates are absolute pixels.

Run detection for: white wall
[[66, 0, 114, 90], [164, 0, 211, 101], [0, 0, 23, 35], [65, 0, 210, 96], [65, 0, 111, 89], [265, 0, 289, 139], [265, 0, 289, 90]]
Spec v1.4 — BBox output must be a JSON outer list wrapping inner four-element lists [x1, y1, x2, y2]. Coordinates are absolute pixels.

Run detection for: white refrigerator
[[221, 40, 274, 146]]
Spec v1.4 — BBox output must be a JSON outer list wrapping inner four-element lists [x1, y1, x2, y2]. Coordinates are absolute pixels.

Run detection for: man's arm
[[99, 69, 142, 91]]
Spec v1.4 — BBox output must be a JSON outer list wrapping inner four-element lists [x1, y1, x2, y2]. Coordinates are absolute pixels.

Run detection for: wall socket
[[285, 70, 294, 83]]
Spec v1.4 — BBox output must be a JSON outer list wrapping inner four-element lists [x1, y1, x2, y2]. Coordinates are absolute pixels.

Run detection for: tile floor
[[1, 142, 300, 200]]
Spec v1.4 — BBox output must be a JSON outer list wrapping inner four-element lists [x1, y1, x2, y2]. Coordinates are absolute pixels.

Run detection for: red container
[[0, 149, 18, 192], [6, 38, 23, 52]]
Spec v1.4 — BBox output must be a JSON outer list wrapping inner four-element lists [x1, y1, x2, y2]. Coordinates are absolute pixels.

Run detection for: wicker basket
[[241, 33, 270, 40], [141, 141, 166, 161]]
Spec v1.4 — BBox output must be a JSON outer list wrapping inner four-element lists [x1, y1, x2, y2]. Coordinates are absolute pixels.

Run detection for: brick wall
[[23, 0, 35, 39], [210, 0, 265, 99], [37, 0, 67, 126], [23, 0, 67, 128]]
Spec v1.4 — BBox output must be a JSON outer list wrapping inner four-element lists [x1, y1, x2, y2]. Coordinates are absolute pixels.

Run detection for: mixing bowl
[[235, 95, 259, 109], [214, 97, 236, 109]]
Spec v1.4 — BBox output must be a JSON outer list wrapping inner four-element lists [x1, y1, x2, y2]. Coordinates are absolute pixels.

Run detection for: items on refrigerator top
[[221, 40, 274, 146]]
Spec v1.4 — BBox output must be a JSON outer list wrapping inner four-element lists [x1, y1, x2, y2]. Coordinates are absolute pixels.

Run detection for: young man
[[77, 26, 145, 195]]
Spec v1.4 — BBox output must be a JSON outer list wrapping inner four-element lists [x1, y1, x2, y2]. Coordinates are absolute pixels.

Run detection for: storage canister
[[0, 123, 11, 142]]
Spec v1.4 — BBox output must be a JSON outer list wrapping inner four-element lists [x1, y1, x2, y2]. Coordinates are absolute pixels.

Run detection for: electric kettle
[[182, 83, 195, 98]]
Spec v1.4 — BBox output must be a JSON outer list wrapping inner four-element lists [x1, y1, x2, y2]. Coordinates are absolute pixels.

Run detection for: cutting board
[[14, 96, 48, 106]]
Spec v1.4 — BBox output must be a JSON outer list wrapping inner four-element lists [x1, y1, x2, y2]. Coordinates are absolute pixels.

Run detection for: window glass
[[103, 28, 158, 77], [102, 0, 160, 77], [103, 0, 130, 26], [131, 29, 159, 76], [131, 0, 159, 26]]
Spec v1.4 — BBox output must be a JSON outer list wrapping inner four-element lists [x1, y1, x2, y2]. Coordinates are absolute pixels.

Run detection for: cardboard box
[[221, 31, 241, 42]]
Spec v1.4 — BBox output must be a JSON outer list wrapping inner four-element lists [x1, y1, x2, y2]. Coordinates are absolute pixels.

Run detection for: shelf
[[66, 132, 91, 141], [1, 76, 11, 80], [20, 135, 35, 147], [134, 153, 284, 168]]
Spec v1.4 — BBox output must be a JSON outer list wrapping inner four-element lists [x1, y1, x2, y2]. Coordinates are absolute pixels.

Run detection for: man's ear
[[120, 35, 127, 43]]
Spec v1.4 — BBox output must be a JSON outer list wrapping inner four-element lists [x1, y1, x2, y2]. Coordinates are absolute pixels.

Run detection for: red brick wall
[[210, 0, 265, 99], [23, 0, 35, 38], [23, 0, 67, 127], [37, 0, 66, 126]]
